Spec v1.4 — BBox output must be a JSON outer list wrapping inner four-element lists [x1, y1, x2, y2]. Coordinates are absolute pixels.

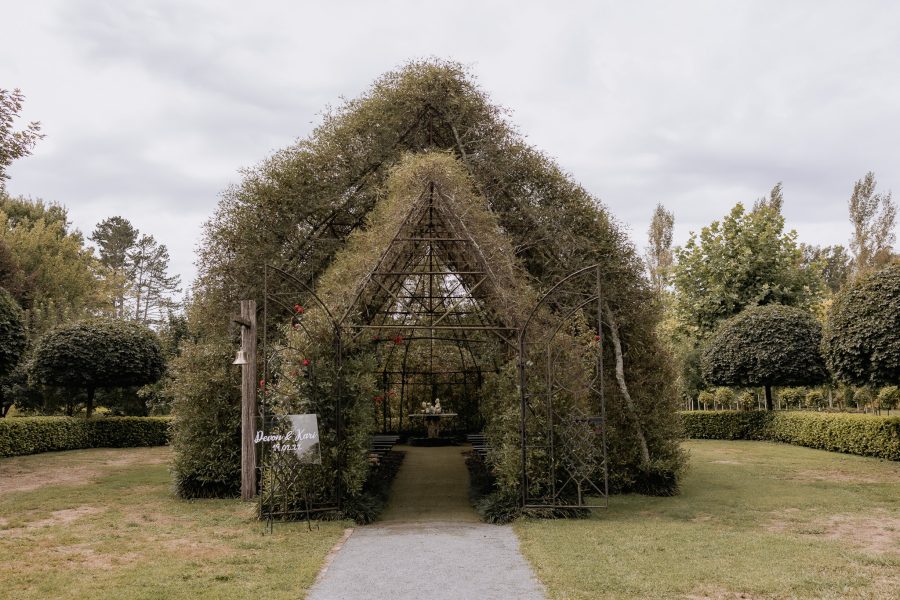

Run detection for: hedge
[[0, 416, 173, 458], [679, 411, 900, 460]]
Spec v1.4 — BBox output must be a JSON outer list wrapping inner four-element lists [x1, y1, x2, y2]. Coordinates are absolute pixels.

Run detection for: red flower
[[373, 395, 384, 404], [393, 334, 404, 345], [294, 304, 305, 314], [594, 335, 601, 341], [388, 389, 397, 398], [258, 379, 265, 388], [302, 358, 311, 366]]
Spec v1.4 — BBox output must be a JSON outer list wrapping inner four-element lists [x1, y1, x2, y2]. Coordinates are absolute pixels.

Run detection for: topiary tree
[[825, 263, 900, 387], [0, 287, 26, 416], [30, 319, 165, 417], [701, 305, 828, 410]]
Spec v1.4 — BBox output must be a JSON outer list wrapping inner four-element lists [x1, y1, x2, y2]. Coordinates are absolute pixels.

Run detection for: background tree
[[0, 195, 99, 319], [646, 203, 675, 294], [825, 263, 900, 387], [0, 88, 43, 190], [90, 216, 137, 318], [848, 171, 896, 275], [701, 304, 828, 410], [0, 287, 26, 416], [30, 319, 165, 417], [129, 234, 181, 325], [801, 244, 852, 295], [674, 191, 822, 339], [0, 238, 33, 306], [90, 217, 181, 325]]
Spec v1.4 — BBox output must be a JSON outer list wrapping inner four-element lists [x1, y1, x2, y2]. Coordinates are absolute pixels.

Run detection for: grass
[[0, 447, 347, 599], [3, 440, 899, 599], [515, 440, 900, 599]]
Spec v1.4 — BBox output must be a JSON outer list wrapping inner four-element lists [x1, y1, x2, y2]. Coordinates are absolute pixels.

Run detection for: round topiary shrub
[[702, 304, 828, 410], [31, 319, 166, 417], [825, 263, 900, 387]]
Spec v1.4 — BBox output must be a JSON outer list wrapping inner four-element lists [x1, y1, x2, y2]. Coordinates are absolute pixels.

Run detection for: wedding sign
[[256, 414, 321, 464]]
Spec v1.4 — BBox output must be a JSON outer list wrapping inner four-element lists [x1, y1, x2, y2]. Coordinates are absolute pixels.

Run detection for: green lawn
[[0, 447, 347, 599], [2, 441, 899, 599], [516, 440, 900, 599]]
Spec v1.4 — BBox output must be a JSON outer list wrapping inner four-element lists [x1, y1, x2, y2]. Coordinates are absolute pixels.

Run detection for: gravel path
[[306, 445, 547, 600]]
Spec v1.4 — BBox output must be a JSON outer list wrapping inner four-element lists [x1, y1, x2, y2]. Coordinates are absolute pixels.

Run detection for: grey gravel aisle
[[306, 445, 547, 600]]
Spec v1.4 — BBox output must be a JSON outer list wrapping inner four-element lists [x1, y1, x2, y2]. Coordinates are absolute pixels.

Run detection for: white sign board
[[255, 414, 321, 464]]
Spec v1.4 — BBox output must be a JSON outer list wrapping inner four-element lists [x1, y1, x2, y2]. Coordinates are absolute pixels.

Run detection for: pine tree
[[90, 216, 138, 318], [129, 234, 181, 325]]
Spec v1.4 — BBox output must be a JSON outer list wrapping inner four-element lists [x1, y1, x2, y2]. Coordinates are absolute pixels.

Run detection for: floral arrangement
[[421, 399, 442, 415]]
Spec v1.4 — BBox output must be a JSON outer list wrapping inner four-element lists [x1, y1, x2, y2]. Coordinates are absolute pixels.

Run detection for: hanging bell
[[232, 349, 249, 365]]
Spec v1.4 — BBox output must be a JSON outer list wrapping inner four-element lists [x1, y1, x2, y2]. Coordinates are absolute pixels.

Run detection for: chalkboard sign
[[256, 414, 321, 464]]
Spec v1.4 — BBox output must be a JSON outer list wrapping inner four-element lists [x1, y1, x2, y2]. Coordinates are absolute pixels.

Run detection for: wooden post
[[240, 299, 258, 501]]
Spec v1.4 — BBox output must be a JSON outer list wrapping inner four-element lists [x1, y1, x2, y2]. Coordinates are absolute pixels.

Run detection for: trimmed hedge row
[[679, 411, 900, 460], [0, 417, 173, 458]]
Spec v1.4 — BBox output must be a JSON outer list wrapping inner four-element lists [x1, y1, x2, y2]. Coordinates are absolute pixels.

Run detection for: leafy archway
[[173, 60, 684, 511]]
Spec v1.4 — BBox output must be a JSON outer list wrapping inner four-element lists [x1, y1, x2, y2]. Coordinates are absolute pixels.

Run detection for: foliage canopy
[[31, 319, 165, 417], [701, 304, 828, 402], [674, 200, 821, 339], [0, 287, 25, 377], [175, 59, 683, 502], [825, 263, 900, 387]]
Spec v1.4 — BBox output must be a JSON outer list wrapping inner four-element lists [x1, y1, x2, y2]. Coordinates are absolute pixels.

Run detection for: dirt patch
[[51, 543, 140, 569], [683, 585, 763, 599], [0, 505, 106, 538], [789, 469, 891, 484], [0, 447, 169, 495], [162, 538, 234, 560], [29, 505, 106, 529], [0, 465, 104, 494], [102, 454, 168, 468], [767, 511, 900, 554]]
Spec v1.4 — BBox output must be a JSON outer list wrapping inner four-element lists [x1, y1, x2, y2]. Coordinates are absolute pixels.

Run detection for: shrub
[[702, 305, 828, 410], [679, 411, 900, 460], [878, 386, 900, 411], [31, 319, 166, 417], [679, 410, 772, 441], [779, 387, 806, 410], [0, 416, 172, 457], [805, 389, 826, 409], [169, 337, 242, 499], [825, 264, 900, 387]]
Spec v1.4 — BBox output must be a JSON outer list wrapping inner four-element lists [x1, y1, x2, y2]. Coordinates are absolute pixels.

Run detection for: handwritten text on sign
[[256, 414, 321, 464]]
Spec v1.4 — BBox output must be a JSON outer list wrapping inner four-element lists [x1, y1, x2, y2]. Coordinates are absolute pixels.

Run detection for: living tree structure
[[172, 61, 683, 515]]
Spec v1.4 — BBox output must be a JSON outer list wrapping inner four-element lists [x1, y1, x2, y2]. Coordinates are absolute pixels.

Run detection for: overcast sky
[[2, 1, 899, 287]]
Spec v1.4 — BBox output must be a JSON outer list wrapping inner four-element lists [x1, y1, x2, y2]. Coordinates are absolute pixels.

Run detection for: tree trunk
[[603, 302, 651, 467], [764, 385, 773, 411], [86, 387, 95, 418]]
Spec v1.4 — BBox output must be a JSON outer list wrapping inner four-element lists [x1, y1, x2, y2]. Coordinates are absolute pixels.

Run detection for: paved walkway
[[306, 445, 547, 600]]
